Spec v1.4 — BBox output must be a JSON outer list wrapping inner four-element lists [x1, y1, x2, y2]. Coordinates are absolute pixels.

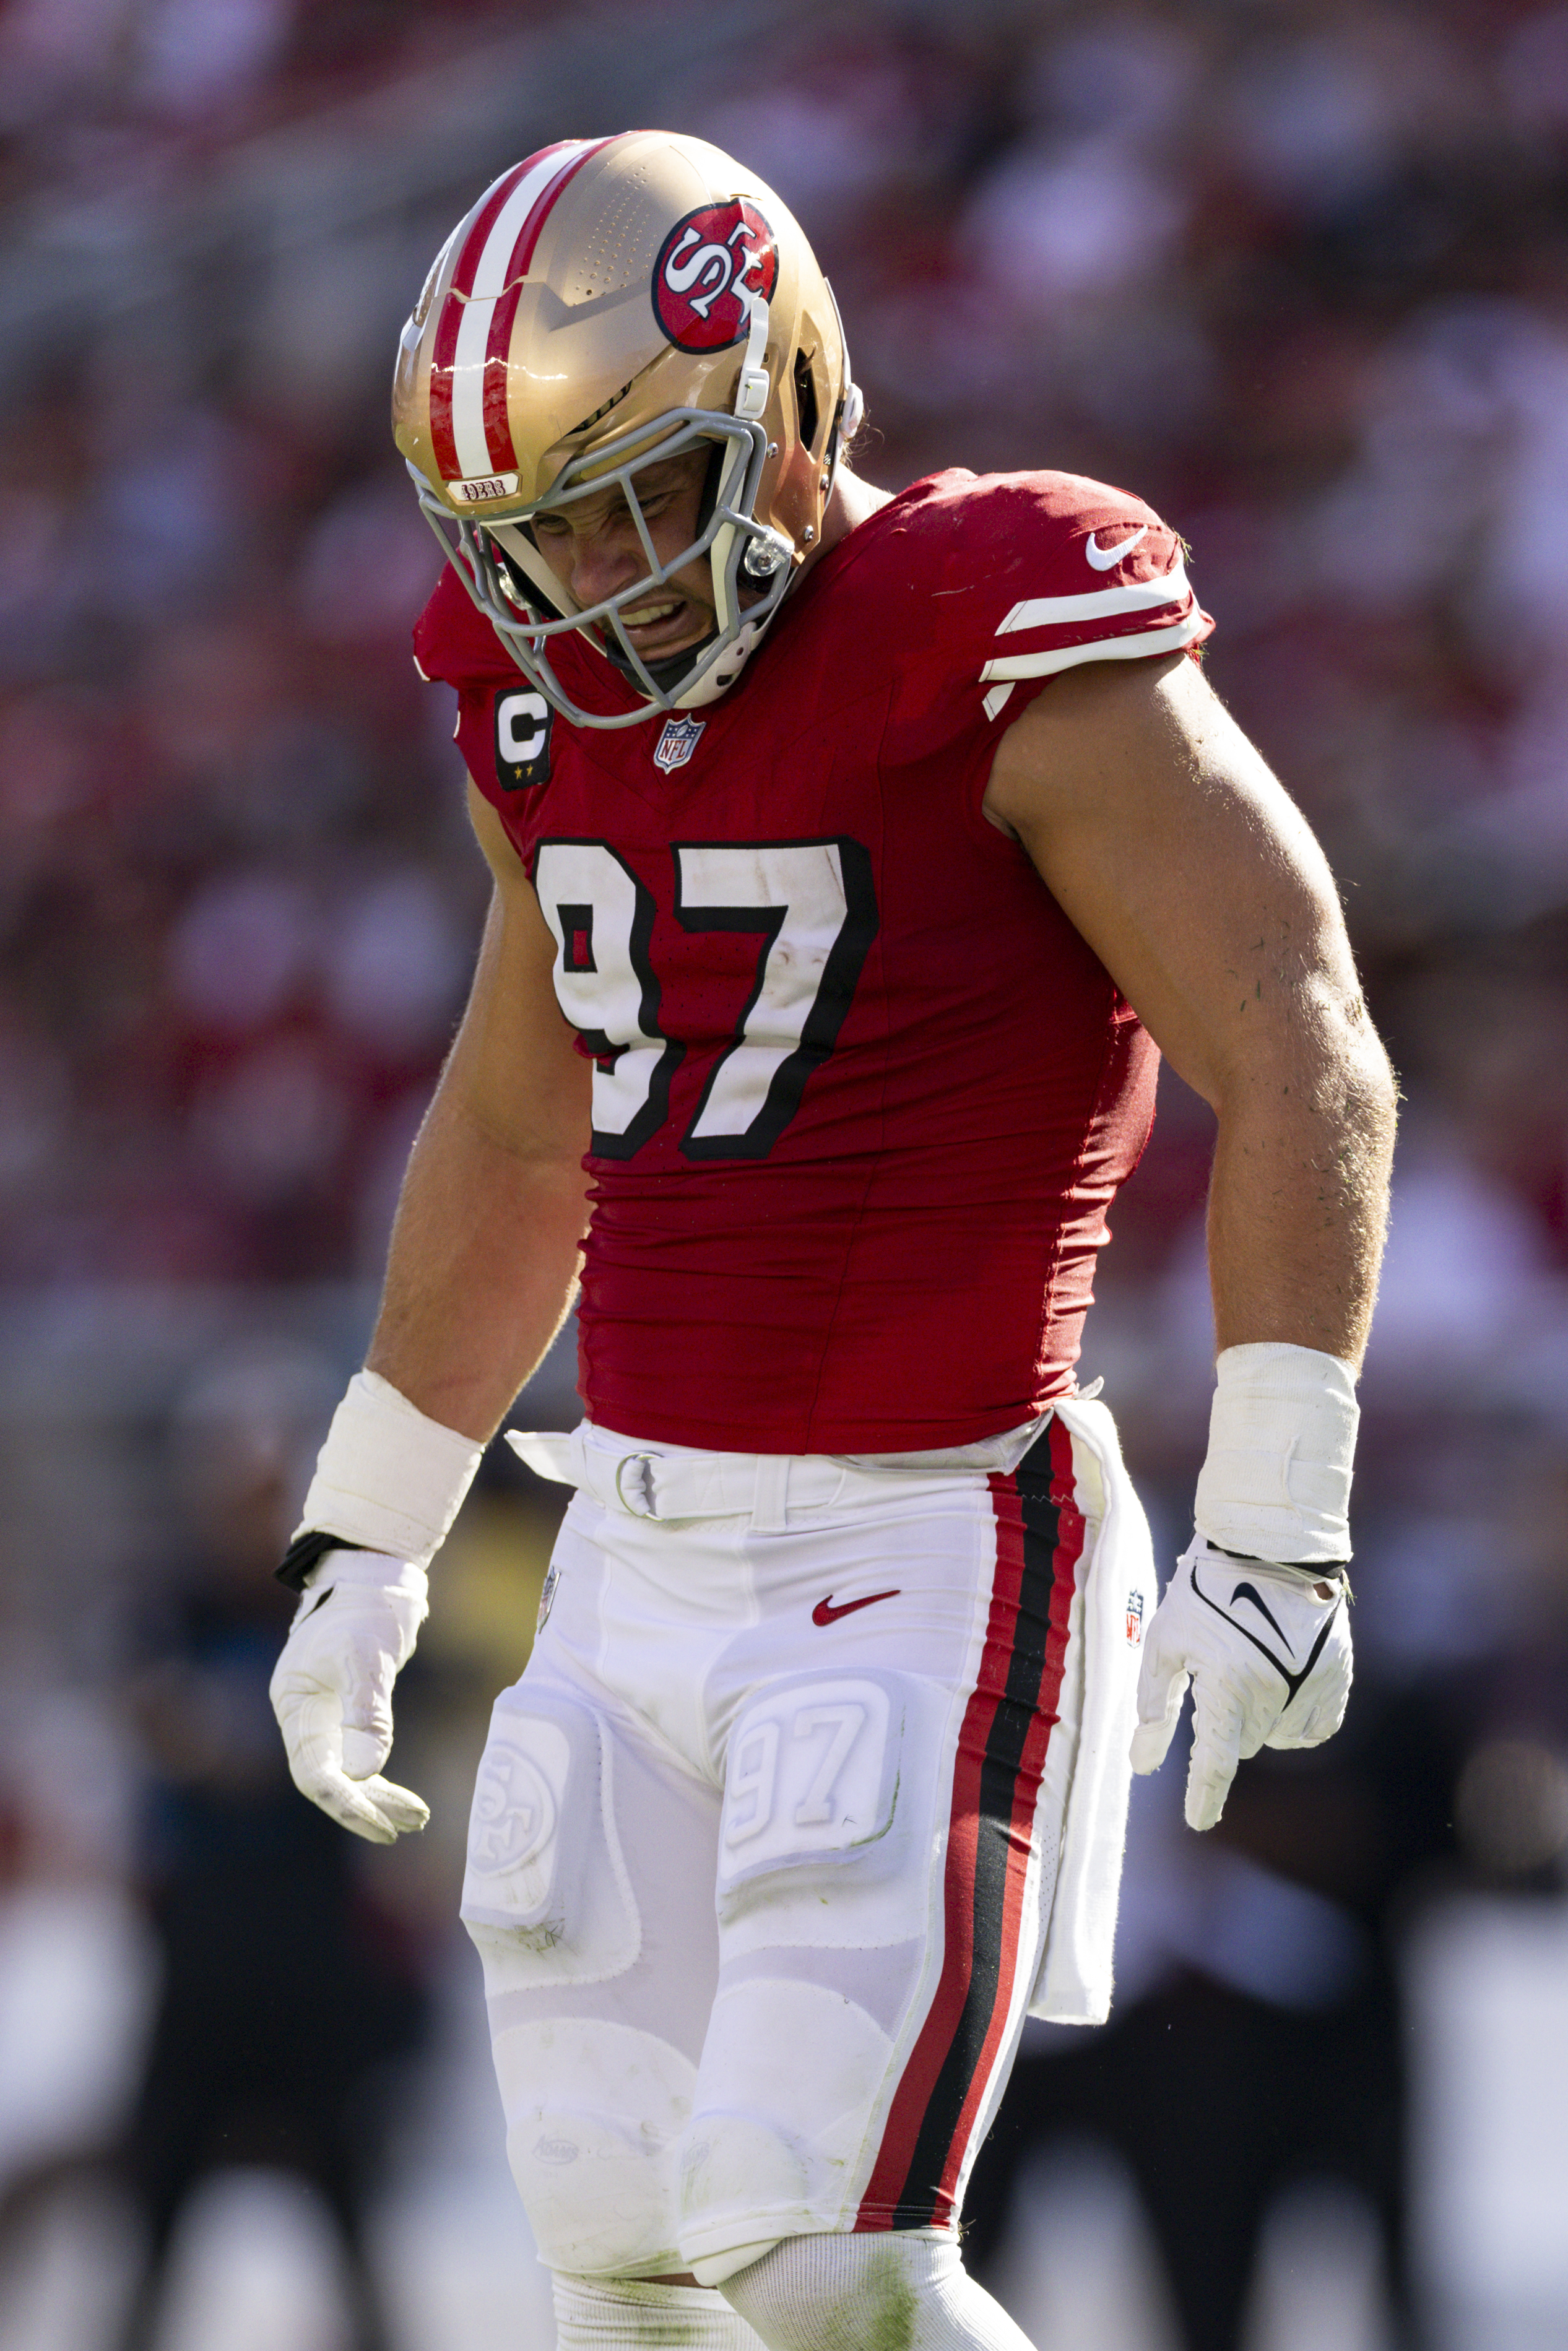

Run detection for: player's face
[[529, 449, 717, 658]]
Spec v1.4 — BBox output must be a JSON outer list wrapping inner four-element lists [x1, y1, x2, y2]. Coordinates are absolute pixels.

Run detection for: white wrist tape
[[292, 1370, 485, 1569], [1193, 1342, 1358, 1565]]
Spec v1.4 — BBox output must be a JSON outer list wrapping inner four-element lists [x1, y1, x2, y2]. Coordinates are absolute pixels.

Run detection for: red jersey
[[414, 469, 1212, 1452]]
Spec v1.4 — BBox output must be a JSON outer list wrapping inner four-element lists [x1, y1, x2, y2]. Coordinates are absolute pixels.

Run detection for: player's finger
[[318, 1770, 429, 1838], [285, 1749, 399, 1841], [1130, 1676, 1189, 1775], [1266, 1678, 1349, 1751], [1185, 1684, 1245, 1831], [359, 1776, 430, 1835], [1130, 1624, 1187, 1775], [286, 1745, 428, 1842], [274, 1688, 427, 1840]]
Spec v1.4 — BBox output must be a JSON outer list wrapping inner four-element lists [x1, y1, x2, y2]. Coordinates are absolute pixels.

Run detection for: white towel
[[1029, 1393, 1156, 2027]]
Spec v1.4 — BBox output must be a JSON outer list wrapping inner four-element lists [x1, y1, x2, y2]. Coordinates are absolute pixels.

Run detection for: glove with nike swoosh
[[1130, 1539, 1353, 1832], [269, 1550, 431, 1844]]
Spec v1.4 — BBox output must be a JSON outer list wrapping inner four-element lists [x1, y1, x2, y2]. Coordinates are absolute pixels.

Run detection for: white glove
[[269, 1550, 431, 1844], [1130, 1539, 1353, 1831]]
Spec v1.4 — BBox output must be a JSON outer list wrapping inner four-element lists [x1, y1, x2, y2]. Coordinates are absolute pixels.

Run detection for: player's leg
[[724, 2232, 1037, 2351], [459, 1498, 768, 2350], [552, 2274, 763, 2351], [683, 1418, 1098, 2348]]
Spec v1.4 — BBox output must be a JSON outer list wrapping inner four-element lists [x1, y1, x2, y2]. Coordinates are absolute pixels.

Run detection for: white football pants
[[461, 1413, 1100, 2284]]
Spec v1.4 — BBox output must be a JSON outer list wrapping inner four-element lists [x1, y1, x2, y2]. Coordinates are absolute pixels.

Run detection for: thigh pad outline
[[462, 1684, 640, 1993], [717, 1673, 930, 1950]]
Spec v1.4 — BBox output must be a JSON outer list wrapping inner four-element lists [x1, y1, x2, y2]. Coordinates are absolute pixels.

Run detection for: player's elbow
[[1313, 981, 1398, 1150], [1213, 974, 1398, 1158]]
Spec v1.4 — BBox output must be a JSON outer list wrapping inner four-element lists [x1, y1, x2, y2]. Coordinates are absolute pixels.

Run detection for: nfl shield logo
[[537, 1559, 560, 1636], [654, 714, 706, 771], [1125, 1590, 1145, 1647]]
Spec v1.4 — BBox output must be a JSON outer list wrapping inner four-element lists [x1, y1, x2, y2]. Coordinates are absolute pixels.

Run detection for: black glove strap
[[275, 1529, 366, 1594], [1210, 1541, 1351, 1597]]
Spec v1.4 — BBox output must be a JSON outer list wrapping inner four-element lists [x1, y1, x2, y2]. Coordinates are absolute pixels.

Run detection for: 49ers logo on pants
[[652, 201, 778, 353]]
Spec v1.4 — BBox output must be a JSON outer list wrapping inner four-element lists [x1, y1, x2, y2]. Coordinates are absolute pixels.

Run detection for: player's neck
[[812, 466, 893, 568]]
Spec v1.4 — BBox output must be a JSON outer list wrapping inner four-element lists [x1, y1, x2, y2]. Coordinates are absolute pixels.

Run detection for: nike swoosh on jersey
[[812, 1589, 900, 1626], [1085, 524, 1150, 570]]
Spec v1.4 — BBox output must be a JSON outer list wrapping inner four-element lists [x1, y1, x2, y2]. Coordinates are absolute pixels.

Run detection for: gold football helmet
[[393, 130, 863, 727]]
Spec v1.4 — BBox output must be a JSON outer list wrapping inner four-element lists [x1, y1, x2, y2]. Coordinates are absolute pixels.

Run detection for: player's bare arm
[[984, 649, 1396, 1368], [266, 789, 589, 1843], [363, 784, 592, 1441], [987, 652, 1395, 1831]]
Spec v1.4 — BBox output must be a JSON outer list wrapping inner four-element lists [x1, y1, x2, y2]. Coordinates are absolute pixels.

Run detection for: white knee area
[[553, 2273, 767, 2351], [678, 1982, 895, 2278], [719, 2232, 1038, 2351], [494, 2018, 695, 2277]]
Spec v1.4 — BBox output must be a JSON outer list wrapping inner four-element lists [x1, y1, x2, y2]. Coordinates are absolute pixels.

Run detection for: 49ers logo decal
[[652, 201, 778, 353]]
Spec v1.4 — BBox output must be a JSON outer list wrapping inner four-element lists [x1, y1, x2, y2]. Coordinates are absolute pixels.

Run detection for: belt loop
[[750, 1453, 790, 1535]]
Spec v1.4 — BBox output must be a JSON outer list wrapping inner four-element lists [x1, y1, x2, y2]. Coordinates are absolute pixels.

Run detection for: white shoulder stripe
[[995, 559, 1191, 634], [980, 608, 1206, 688]]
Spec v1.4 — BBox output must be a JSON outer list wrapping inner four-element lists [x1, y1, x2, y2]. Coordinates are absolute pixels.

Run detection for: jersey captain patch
[[496, 690, 553, 790]]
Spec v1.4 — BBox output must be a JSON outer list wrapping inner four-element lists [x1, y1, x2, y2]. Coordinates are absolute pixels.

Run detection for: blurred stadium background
[[2, 1, 1568, 2345]]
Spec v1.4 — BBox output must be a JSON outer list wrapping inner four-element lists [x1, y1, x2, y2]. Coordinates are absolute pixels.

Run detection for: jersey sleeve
[[411, 561, 537, 815], [411, 561, 512, 693], [933, 472, 1214, 725]]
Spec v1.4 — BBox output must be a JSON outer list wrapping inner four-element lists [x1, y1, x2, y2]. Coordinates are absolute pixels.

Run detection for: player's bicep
[[984, 654, 1363, 1107], [443, 784, 589, 1158]]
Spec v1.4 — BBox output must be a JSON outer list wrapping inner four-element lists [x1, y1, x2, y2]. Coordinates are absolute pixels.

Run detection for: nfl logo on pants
[[654, 714, 706, 771]]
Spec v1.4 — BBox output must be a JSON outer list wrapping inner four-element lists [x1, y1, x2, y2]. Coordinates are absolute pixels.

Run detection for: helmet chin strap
[[711, 287, 773, 641]]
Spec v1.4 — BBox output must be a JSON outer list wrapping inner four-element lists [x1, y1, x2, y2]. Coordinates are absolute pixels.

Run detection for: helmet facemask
[[410, 400, 795, 730]]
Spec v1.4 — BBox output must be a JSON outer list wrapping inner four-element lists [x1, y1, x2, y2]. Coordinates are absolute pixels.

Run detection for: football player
[[269, 134, 1395, 2351]]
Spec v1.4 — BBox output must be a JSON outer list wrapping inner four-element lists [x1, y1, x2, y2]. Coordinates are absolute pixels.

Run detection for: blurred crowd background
[[3, 1, 1568, 2346]]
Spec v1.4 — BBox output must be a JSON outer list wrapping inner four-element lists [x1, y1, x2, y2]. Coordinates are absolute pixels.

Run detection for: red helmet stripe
[[427, 156, 539, 479], [480, 139, 612, 472], [427, 269, 470, 482], [427, 142, 592, 483], [453, 147, 574, 297]]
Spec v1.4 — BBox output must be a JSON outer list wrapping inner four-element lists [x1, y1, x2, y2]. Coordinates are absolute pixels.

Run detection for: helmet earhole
[[792, 349, 820, 456]]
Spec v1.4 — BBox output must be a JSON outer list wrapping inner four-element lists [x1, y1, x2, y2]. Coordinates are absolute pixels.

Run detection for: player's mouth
[[615, 592, 706, 652]]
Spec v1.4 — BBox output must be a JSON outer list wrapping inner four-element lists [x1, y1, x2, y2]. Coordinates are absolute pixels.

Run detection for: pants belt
[[504, 1423, 962, 1530]]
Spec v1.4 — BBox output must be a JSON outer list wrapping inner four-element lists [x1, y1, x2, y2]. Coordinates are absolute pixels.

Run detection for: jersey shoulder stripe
[[979, 610, 1208, 721], [994, 555, 1193, 634], [903, 470, 1213, 721]]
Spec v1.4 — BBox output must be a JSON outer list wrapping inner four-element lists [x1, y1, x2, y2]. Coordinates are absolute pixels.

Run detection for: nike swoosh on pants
[[812, 1590, 900, 1626]]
